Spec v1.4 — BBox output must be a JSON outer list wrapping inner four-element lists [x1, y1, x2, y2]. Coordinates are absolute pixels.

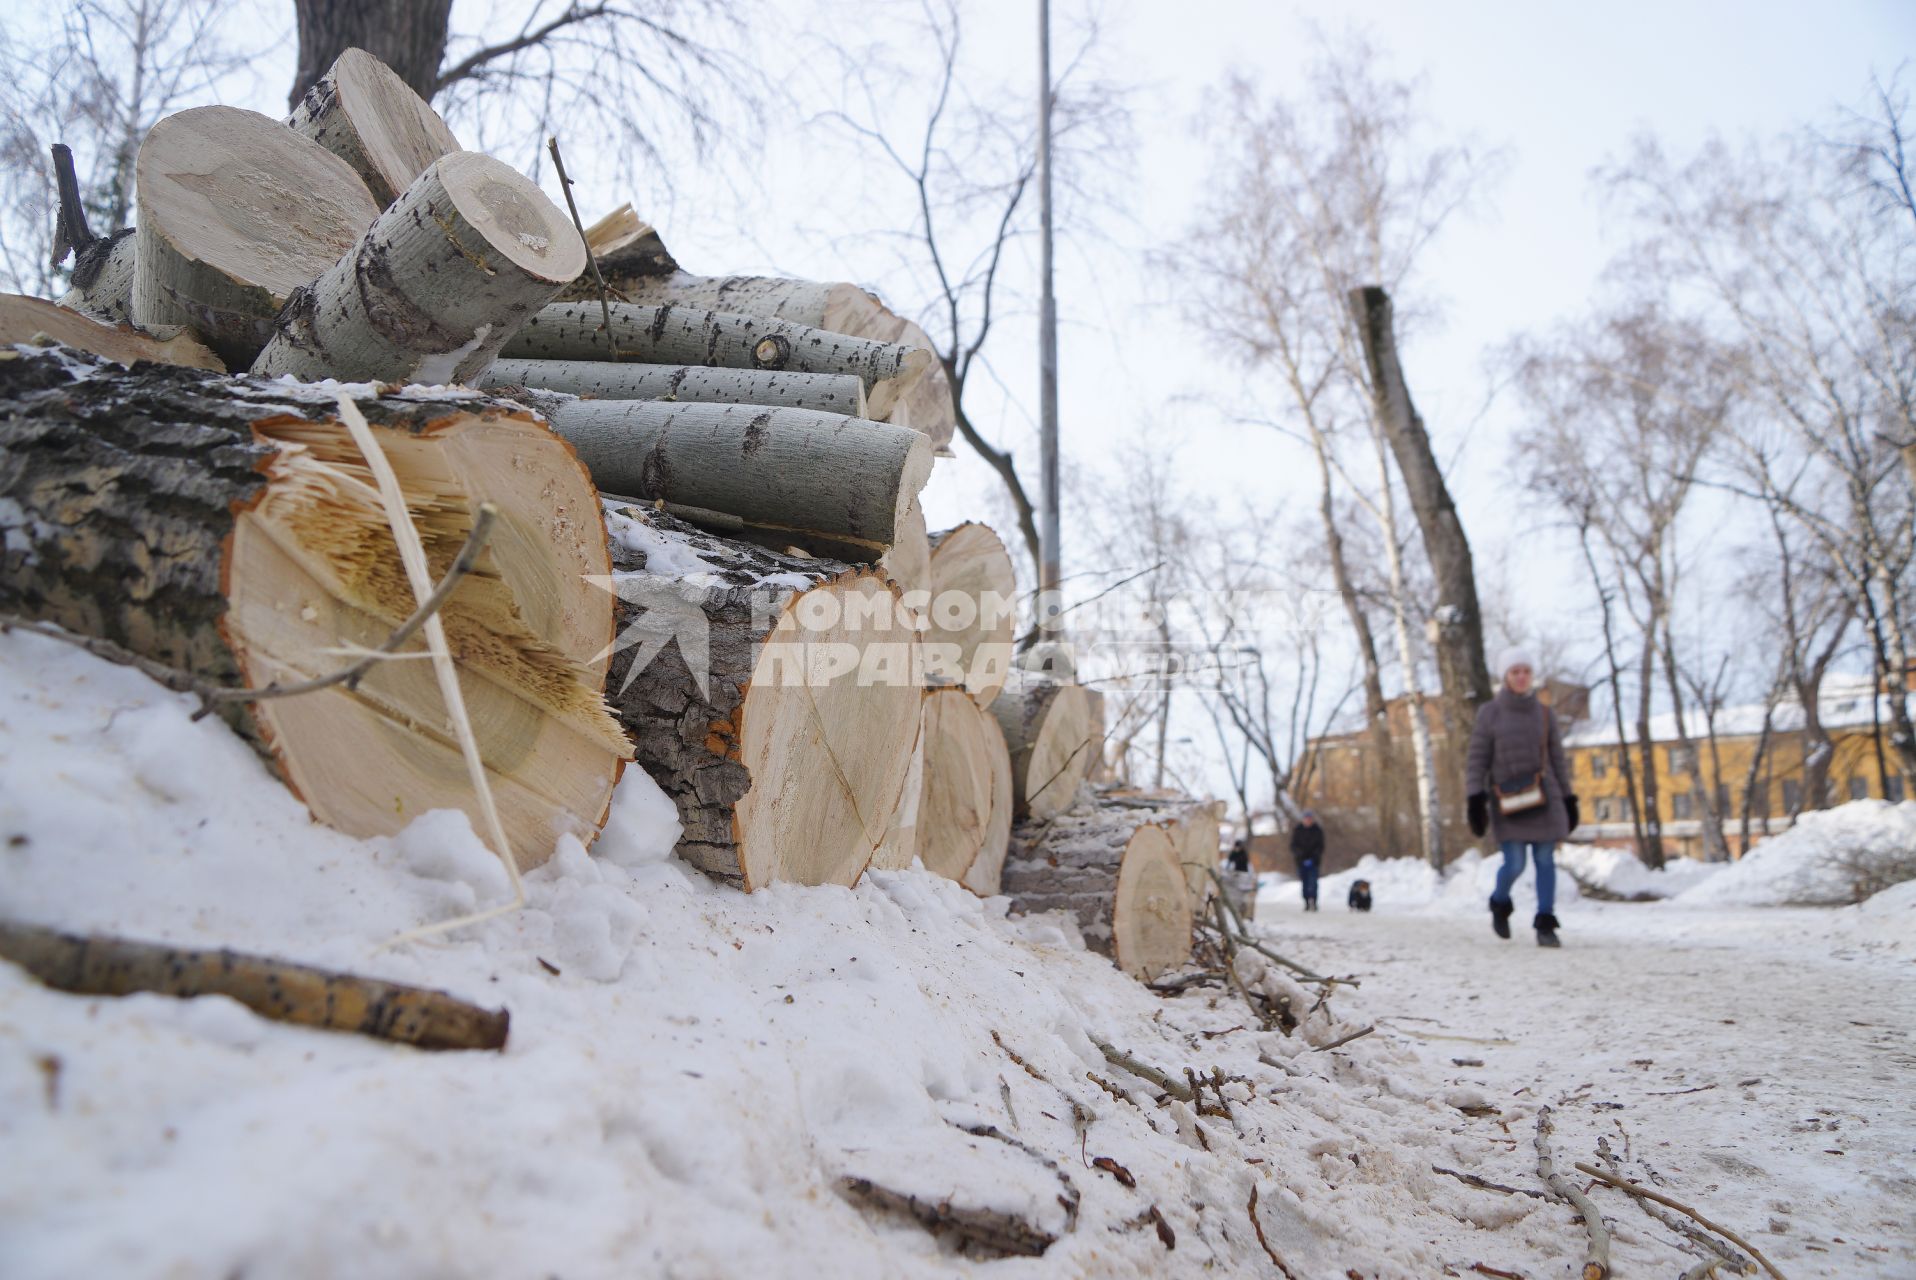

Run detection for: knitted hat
[[1495, 646, 1536, 680]]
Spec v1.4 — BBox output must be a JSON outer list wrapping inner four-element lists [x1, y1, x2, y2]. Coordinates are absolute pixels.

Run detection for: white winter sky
[[86, 0, 1916, 801]]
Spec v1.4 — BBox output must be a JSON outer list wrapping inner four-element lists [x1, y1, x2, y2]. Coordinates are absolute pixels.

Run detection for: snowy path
[[1251, 898, 1916, 1278]]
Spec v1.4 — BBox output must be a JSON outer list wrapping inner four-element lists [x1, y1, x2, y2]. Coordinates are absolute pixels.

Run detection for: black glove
[[1467, 791, 1489, 838], [1565, 794, 1580, 831]]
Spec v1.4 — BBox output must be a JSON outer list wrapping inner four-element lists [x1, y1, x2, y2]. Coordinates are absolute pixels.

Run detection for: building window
[[1592, 750, 1609, 779], [1889, 776, 1907, 803], [1849, 777, 1869, 801], [1783, 779, 1802, 812], [1668, 745, 1697, 774], [1673, 792, 1693, 819]]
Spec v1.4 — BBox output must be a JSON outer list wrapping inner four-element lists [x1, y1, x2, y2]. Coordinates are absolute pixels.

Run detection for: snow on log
[[1090, 788, 1224, 908], [522, 392, 932, 560], [602, 505, 921, 890], [596, 269, 957, 454], [915, 687, 1015, 895], [0, 350, 628, 865], [57, 232, 138, 325], [990, 670, 1103, 822], [1, 295, 223, 371], [286, 47, 461, 206], [481, 359, 868, 416], [253, 151, 582, 385], [926, 522, 1016, 707], [132, 106, 380, 366], [500, 302, 931, 419], [1000, 802, 1195, 981]]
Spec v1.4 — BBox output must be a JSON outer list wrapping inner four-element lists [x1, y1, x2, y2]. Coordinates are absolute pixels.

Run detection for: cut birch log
[[915, 687, 1015, 895], [0, 349, 628, 865], [1000, 803, 1194, 981], [501, 302, 931, 419], [132, 106, 380, 365], [602, 504, 920, 889], [880, 495, 931, 601], [522, 392, 932, 560], [573, 203, 677, 281], [1091, 787, 1224, 908], [0, 919, 508, 1051], [869, 693, 928, 872], [57, 232, 138, 325], [481, 359, 868, 415], [991, 670, 1103, 821], [0, 295, 223, 371], [609, 269, 956, 454], [253, 151, 583, 385], [926, 522, 1017, 707], [285, 46, 461, 206]]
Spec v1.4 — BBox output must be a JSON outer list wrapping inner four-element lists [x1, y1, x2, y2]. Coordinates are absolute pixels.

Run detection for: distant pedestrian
[[1227, 838, 1250, 873], [1290, 810, 1324, 911], [1465, 647, 1579, 947]]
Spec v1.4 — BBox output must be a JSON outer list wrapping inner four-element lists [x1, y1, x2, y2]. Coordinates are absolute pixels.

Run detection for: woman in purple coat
[[1465, 648, 1579, 947]]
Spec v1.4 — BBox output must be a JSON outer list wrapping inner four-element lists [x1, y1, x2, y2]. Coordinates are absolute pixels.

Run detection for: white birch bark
[[56, 232, 138, 325], [481, 359, 867, 415], [285, 47, 461, 207]]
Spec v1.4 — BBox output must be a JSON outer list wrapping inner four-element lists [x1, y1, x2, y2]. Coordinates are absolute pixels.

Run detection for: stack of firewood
[[0, 47, 1215, 979]]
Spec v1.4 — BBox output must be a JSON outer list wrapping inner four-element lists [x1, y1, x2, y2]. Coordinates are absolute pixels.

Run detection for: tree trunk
[[522, 393, 932, 561], [1578, 524, 1647, 857], [1659, 627, 1731, 862], [1, 295, 222, 371], [290, 0, 452, 110], [601, 505, 920, 890], [990, 669, 1102, 821], [913, 687, 1015, 895], [1000, 799, 1194, 981], [501, 303, 932, 419], [1349, 286, 1494, 748], [286, 46, 461, 206], [482, 359, 868, 416], [925, 522, 1017, 708], [0, 349, 629, 866], [1634, 631, 1666, 868], [606, 267, 956, 454], [253, 152, 582, 385], [132, 107, 380, 366], [57, 232, 138, 325]]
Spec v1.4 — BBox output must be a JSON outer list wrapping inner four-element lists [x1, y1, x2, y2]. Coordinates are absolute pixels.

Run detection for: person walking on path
[[1465, 647, 1579, 946], [1290, 810, 1325, 911]]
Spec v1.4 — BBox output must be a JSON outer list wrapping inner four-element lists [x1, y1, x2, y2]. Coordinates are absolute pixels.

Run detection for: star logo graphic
[[582, 573, 713, 699]]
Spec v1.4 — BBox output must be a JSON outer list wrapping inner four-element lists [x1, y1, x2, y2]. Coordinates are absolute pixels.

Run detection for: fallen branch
[[1468, 1264, 1528, 1280], [837, 1176, 1056, 1259], [1094, 1039, 1196, 1103], [1312, 1025, 1376, 1053], [1574, 1162, 1785, 1280], [1595, 1138, 1753, 1274], [955, 1122, 1080, 1231], [1535, 1107, 1610, 1279], [1429, 1165, 1548, 1201], [1247, 1184, 1300, 1279], [546, 135, 619, 359], [0, 919, 507, 1050], [0, 504, 496, 720]]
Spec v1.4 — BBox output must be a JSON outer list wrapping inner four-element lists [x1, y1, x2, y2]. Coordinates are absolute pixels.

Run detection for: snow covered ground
[[2, 629, 1912, 1278]]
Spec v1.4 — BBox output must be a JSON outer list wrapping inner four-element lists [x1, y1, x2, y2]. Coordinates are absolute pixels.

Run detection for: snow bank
[[1556, 843, 1722, 900], [0, 631, 1580, 1278], [1674, 801, 1916, 907]]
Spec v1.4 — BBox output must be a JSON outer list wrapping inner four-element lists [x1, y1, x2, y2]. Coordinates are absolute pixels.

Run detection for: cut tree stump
[[481, 359, 868, 416], [522, 392, 932, 560], [594, 267, 956, 454], [915, 687, 1015, 895], [0, 349, 628, 865], [133, 106, 380, 366], [253, 151, 583, 385], [501, 302, 931, 419], [1000, 802, 1195, 981], [1, 295, 223, 371], [990, 669, 1102, 821], [286, 46, 461, 206], [602, 504, 920, 889], [926, 523, 1016, 708]]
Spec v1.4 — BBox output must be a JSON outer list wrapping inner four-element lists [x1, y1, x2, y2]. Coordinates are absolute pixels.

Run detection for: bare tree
[[1181, 38, 1500, 867], [814, 0, 1131, 581]]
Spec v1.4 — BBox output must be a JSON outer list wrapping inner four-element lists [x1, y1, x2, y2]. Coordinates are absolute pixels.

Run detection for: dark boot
[[1490, 898, 1513, 940], [1535, 913, 1561, 948]]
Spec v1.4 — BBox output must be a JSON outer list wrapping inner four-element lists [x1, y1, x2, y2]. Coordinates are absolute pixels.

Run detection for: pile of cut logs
[[0, 48, 1217, 981]]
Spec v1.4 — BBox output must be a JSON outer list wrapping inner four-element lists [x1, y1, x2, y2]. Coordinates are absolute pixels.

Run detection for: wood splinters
[[0, 919, 508, 1051]]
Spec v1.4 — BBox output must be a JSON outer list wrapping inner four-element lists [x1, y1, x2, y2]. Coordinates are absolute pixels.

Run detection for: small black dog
[[1347, 879, 1372, 912]]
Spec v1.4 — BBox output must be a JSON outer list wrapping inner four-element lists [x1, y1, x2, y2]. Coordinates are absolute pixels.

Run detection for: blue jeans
[[1494, 841, 1556, 915], [1298, 860, 1320, 904]]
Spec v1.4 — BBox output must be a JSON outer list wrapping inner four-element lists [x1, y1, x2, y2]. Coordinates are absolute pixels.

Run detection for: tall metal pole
[[1036, 0, 1062, 610]]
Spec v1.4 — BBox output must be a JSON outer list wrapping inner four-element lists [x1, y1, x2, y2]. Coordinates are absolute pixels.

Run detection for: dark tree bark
[[1349, 286, 1494, 751], [290, 0, 453, 110]]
